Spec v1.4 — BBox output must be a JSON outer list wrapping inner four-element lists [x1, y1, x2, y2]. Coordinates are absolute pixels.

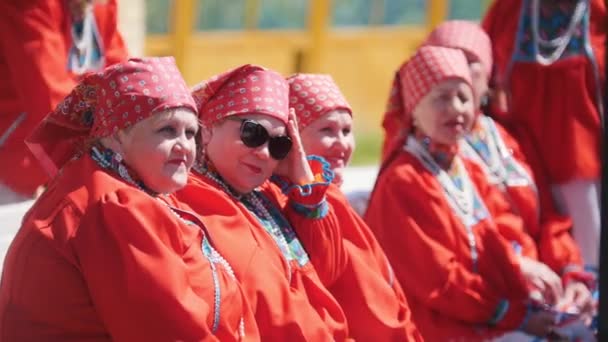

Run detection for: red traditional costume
[[287, 73, 422, 341], [0, 0, 128, 198], [483, 0, 606, 267], [365, 46, 532, 341], [423, 20, 585, 277], [0, 58, 258, 341], [177, 65, 350, 341]]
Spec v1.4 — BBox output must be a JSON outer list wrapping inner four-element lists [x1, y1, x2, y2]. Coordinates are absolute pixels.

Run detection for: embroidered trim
[[463, 116, 534, 188], [162, 201, 245, 338], [290, 200, 329, 219], [489, 299, 510, 326], [196, 164, 310, 277], [90, 145, 157, 195], [271, 155, 334, 207]]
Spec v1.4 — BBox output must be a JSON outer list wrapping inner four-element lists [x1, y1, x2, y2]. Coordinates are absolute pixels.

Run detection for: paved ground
[[0, 166, 378, 272]]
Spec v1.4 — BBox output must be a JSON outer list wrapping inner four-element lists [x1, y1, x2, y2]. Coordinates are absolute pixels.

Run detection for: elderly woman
[[420, 20, 594, 316], [0, 57, 258, 341], [177, 64, 350, 340], [287, 73, 422, 341], [365, 46, 560, 340]]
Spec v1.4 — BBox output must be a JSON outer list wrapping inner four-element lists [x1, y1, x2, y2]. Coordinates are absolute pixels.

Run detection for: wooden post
[[304, 0, 331, 72], [171, 0, 196, 71], [426, 0, 448, 31]]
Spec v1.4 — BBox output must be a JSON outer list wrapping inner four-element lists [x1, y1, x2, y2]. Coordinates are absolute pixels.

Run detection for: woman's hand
[[519, 256, 563, 305], [274, 109, 314, 185], [560, 281, 595, 319]]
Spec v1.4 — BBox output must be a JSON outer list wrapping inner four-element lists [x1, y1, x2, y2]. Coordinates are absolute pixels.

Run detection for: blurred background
[[118, 0, 492, 166]]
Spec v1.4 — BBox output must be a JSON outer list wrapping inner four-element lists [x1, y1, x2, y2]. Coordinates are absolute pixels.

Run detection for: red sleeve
[[0, 1, 77, 125], [468, 159, 539, 260], [326, 186, 423, 341], [501, 125, 584, 273], [73, 189, 220, 341], [95, 0, 129, 65], [365, 161, 527, 329], [262, 181, 348, 288]]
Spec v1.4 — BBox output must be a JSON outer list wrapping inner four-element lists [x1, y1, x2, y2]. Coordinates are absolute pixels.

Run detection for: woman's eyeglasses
[[236, 119, 292, 160]]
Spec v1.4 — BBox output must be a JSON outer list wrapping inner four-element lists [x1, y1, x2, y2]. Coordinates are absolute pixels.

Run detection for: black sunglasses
[[235, 119, 292, 160]]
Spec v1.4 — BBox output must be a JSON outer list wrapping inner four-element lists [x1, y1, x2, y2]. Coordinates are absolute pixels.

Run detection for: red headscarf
[[286, 73, 352, 129], [191, 64, 289, 126], [380, 46, 472, 168], [26, 57, 196, 177], [424, 20, 493, 76], [381, 21, 492, 162]]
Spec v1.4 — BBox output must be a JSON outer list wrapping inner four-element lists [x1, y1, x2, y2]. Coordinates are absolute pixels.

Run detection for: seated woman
[[423, 20, 595, 316], [287, 73, 422, 341], [364, 46, 558, 340], [176, 65, 350, 341], [0, 57, 258, 341]]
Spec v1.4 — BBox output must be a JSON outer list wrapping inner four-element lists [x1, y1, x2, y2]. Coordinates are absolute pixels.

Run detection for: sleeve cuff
[[271, 155, 334, 207], [489, 299, 528, 330]]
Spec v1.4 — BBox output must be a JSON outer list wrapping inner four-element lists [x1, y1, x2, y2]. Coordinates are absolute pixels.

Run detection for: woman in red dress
[[483, 0, 606, 269], [423, 20, 595, 316], [287, 73, 422, 341], [177, 64, 351, 341], [366, 45, 559, 340], [0, 0, 128, 203], [0, 57, 258, 341]]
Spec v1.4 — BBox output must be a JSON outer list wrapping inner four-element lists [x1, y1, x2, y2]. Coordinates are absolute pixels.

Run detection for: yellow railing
[[146, 0, 485, 134]]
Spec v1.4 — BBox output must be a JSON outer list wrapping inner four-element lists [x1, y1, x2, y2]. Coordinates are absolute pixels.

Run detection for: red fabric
[[26, 57, 196, 177], [424, 20, 493, 76], [0, 0, 128, 196], [364, 152, 531, 341], [482, 0, 606, 183], [417, 15, 584, 274], [380, 46, 472, 165], [286, 74, 352, 129], [325, 185, 423, 341], [177, 174, 350, 341], [0, 155, 258, 341], [192, 64, 289, 126], [495, 122, 584, 273]]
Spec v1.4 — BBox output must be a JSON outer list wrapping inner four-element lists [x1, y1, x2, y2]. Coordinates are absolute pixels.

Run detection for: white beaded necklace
[[531, 0, 587, 65], [407, 136, 475, 220], [405, 136, 481, 271]]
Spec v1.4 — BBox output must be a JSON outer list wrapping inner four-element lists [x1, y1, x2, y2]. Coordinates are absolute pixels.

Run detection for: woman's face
[[115, 108, 199, 194], [202, 113, 287, 194], [412, 78, 475, 146], [299, 109, 354, 185], [468, 61, 490, 110]]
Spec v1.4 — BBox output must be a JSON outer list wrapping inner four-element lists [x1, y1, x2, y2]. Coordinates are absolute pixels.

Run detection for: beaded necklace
[[68, 1, 104, 74], [406, 136, 489, 272], [91, 146, 245, 338], [531, 0, 587, 65], [194, 162, 311, 282]]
